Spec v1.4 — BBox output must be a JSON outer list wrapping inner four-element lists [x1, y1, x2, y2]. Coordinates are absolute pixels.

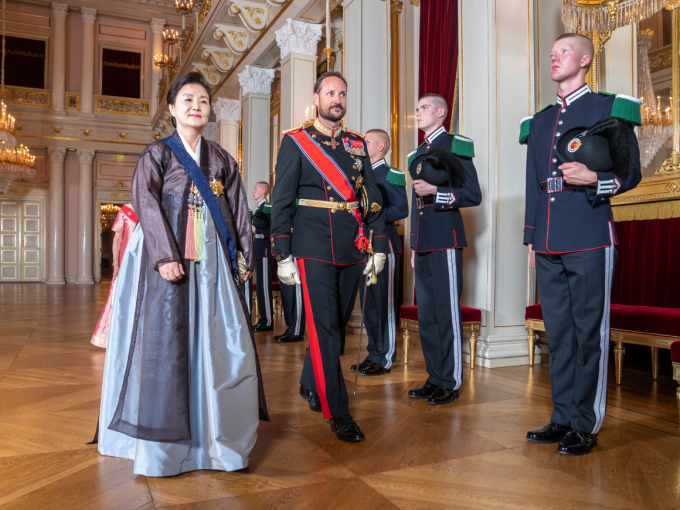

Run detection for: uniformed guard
[[406, 93, 482, 406], [522, 34, 641, 455], [251, 181, 275, 332], [351, 129, 408, 376], [271, 71, 387, 442], [275, 226, 306, 343]]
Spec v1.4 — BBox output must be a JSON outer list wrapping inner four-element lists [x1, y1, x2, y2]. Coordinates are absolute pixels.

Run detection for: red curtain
[[6, 36, 46, 89], [418, 0, 459, 144], [101, 49, 141, 99]]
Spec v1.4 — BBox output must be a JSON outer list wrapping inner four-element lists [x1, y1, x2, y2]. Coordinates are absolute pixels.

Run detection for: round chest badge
[[567, 138, 582, 153], [417, 163, 422, 175]]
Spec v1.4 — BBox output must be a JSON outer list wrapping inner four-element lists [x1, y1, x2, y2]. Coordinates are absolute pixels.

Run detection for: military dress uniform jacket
[[271, 121, 387, 264], [252, 199, 273, 259], [521, 85, 642, 254], [372, 158, 408, 253], [408, 126, 482, 253]]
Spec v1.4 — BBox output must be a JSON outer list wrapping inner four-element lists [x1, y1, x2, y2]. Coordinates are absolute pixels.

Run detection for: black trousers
[[244, 279, 253, 317], [359, 252, 400, 368], [280, 258, 305, 336], [414, 248, 463, 390], [536, 244, 616, 435], [255, 257, 275, 327], [298, 258, 362, 419]]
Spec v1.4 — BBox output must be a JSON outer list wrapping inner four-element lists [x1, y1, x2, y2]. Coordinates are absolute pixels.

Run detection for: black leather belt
[[416, 196, 435, 209], [539, 178, 586, 193]]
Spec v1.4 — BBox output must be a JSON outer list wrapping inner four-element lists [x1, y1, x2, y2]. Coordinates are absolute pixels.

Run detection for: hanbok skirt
[[97, 212, 259, 477]]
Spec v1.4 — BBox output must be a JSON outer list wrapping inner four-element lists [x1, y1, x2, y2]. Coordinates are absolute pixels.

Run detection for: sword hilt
[[368, 230, 377, 285]]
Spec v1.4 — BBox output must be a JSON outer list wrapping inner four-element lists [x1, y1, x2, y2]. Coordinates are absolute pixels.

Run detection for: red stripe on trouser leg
[[297, 259, 332, 418]]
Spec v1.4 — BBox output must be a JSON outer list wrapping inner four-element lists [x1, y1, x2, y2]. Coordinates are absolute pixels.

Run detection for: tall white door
[[0, 199, 43, 282]]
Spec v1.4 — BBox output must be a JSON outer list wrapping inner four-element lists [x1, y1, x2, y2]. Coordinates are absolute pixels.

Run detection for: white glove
[[363, 253, 386, 286], [277, 256, 301, 285]]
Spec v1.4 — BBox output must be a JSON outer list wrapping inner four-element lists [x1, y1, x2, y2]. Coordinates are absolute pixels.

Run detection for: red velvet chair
[[400, 296, 482, 366]]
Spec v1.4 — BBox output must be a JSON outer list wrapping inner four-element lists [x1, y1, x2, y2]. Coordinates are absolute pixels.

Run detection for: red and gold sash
[[289, 130, 369, 252]]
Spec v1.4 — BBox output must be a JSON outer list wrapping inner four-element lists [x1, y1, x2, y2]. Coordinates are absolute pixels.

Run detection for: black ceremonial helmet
[[409, 149, 466, 188], [555, 117, 631, 174]]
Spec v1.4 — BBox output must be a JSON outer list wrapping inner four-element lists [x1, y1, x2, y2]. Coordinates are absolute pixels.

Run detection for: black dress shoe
[[299, 385, 322, 413], [330, 415, 365, 442], [350, 359, 371, 372], [427, 386, 459, 405], [526, 422, 571, 444], [276, 334, 304, 343], [557, 429, 597, 456], [360, 362, 391, 377], [408, 382, 439, 399], [274, 332, 290, 340], [252, 323, 273, 332]]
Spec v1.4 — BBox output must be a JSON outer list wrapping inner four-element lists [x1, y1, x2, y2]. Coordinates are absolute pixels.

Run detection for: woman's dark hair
[[167, 72, 212, 128]]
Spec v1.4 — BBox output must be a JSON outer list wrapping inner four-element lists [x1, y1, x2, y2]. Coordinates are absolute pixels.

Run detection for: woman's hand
[[159, 261, 185, 282], [242, 271, 253, 283], [112, 263, 120, 279]]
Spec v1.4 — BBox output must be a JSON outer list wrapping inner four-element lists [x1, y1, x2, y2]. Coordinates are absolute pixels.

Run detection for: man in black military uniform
[[406, 93, 482, 406], [275, 226, 306, 343], [522, 34, 641, 455], [351, 129, 408, 376], [251, 181, 275, 332], [271, 72, 386, 442]]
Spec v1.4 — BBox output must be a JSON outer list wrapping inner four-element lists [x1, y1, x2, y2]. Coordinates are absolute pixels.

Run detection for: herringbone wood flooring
[[1, 282, 679, 509]]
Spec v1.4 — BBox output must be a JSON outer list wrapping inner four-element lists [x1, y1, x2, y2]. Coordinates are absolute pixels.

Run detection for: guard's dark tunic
[[271, 119, 386, 419], [252, 199, 275, 327], [522, 84, 642, 434]]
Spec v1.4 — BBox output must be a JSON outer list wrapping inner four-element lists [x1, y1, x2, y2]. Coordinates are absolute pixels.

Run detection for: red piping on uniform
[[296, 256, 366, 265], [454, 230, 458, 248], [534, 221, 617, 254], [524, 224, 535, 228], [297, 259, 332, 419]]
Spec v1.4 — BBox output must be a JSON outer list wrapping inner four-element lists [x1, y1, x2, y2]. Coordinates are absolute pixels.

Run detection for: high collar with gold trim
[[314, 118, 343, 138]]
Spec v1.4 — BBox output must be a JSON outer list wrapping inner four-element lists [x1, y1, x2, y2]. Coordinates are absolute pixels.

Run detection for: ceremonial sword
[[354, 230, 376, 395]]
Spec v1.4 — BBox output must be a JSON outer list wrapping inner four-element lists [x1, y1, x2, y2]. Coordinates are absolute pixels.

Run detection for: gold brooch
[[210, 179, 225, 198], [371, 203, 382, 213]]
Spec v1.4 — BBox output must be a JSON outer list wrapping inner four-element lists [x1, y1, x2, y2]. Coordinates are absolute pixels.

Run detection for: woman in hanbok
[[91, 204, 137, 348], [97, 72, 268, 477]]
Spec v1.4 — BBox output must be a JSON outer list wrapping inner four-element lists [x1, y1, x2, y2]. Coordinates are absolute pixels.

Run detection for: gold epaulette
[[282, 125, 304, 136], [344, 128, 364, 140], [303, 119, 314, 128]]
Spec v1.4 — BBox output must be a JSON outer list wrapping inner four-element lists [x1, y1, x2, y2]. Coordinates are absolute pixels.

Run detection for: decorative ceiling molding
[[202, 45, 235, 72], [192, 62, 222, 87], [229, 1, 268, 32], [214, 23, 250, 54]]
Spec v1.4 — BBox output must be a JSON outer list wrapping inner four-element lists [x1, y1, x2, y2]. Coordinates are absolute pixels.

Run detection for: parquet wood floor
[[1, 282, 679, 509]]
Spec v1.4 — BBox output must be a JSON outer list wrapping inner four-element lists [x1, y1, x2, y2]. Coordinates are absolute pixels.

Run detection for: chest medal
[[343, 138, 366, 157]]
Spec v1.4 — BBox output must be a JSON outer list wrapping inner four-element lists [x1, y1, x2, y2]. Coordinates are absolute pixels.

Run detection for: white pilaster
[[46, 148, 67, 284], [76, 150, 95, 284], [239, 66, 275, 207], [151, 18, 166, 117], [457, 0, 538, 367], [275, 19, 322, 131], [214, 98, 240, 159], [51, 3, 68, 114], [79, 8, 97, 116], [341, 0, 390, 134]]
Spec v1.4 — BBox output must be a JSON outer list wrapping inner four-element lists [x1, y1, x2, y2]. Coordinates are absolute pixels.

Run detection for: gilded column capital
[[77, 149, 96, 165], [52, 3, 69, 19], [48, 147, 67, 163], [409, 0, 419, 6], [275, 18, 322, 59]]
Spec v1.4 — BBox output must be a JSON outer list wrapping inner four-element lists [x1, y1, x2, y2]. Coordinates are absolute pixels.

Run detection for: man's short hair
[[555, 33, 594, 72], [255, 181, 270, 195], [314, 72, 348, 95], [365, 129, 391, 154], [419, 93, 448, 119]]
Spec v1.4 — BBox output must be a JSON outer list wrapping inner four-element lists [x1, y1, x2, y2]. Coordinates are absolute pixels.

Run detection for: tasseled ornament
[[194, 202, 205, 262], [355, 232, 370, 253], [185, 197, 197, 261]]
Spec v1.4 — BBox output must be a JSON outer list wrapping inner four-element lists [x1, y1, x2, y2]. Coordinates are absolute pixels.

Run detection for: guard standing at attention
[[407, 93, 482, 406], [271, 72, 386, 443], [251, 181, 275, 332], [522, 34, 641, 456], [351, 129, 408, 376]]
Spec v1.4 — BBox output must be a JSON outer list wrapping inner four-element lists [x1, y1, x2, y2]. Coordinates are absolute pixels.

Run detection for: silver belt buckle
[[416, 197, 424, 209], [547, 177, 563, 193]]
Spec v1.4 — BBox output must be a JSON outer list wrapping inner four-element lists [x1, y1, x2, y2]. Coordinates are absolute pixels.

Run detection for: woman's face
[[169, 83, 210, 131]]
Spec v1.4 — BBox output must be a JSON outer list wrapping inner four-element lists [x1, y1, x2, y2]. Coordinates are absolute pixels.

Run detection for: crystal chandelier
[[563, 0, 670, 32], [637, 30, 674, 168]]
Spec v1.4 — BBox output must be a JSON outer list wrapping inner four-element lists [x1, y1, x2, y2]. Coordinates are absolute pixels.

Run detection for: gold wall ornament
[[82, 129, 91, 136], [94, 96, 150, 116], [154, 131, 161, 141], [65, 92, 80, 110], [6, 86, 50, 108], [649, 46, 673, 73], [657, 6, 680, 174], [666, 0, 680, 10], [336, 36, 344, 52], [198, 0, 216, 28], [15, 124, 21, 131], [229, 2, 267, 31], [118, 132, 127, 139], [409, 0, 419, 5], [52, 127, 61, 134], [181, 25, 194, 61], [390, 0, 403, 169]]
